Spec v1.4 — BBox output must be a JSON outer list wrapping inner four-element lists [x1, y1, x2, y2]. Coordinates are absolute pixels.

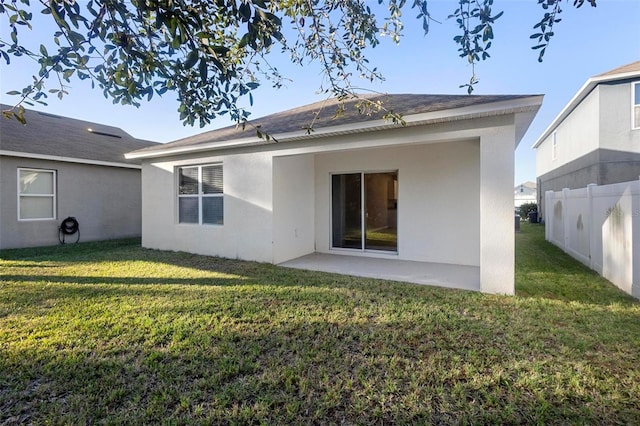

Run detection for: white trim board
[[0, 150, 142, 169]]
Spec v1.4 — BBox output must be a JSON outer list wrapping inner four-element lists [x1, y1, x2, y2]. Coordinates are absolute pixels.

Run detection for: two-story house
[[533, 61, 640, 218], [514, 181, 536, 209]]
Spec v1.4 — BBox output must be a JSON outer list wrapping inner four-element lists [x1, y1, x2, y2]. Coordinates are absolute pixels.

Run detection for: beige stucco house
[[0, 105, 157, 249], [534, 61, 640, 218], [127, 94, 542, 295]]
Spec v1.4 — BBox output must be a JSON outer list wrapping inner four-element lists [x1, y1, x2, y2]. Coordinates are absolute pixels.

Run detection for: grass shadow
[[1, 237, 478, 300], [3, 228, 638, 308], [2, 232, 640, 424], [3, 298, 639, 424]]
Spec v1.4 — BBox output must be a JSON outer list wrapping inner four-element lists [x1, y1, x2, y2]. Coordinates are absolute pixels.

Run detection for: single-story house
[[0, 104, 157, 249], [126, 94, 543, 295]]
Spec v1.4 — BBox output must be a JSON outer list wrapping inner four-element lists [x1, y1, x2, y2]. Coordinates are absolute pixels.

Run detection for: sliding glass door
[[331, 173, 362, 249], [332, 171, 398, 252], [364, 172, 398, 251]]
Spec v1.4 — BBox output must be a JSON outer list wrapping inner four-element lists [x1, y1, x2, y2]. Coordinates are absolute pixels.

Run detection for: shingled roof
[[0, 105, 157, 166], [595, 60, 640, 77], [128, 94, 538, 158]]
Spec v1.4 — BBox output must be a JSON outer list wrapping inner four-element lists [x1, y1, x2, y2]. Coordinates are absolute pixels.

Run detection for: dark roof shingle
[[131, 93, 536, 155], [0, 105, 157, 165]]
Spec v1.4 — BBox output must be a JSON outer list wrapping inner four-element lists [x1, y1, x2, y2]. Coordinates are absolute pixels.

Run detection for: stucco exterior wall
[[137, 109, 528, 295], [140, 152, 274, 262], [314, 141, 481, 267], [272, 154, 315, 264], [479, 127, 516, 294], [536, 87, 600, 178], [0, 156, 143, 249], [599, 81, 640, 152]]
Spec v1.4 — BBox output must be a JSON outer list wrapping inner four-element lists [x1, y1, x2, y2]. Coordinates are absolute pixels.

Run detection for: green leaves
[[2, 105, 26, 124], [183, 50, 199, 69], [531, 0, 595, 62], [239, 2, 252, 22], [0, 0, 598, 128], [67, 30, 85, 49], [530, 2, 563, 62], [448, 0, 504, 93], [199, 58, 208, 82]]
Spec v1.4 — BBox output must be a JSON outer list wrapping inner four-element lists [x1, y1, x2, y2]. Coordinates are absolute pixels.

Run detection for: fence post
[[562, 188, 570, 252], [633, 177, 640, 298], [587, 183, 597, 270], [545, 190, 553, 241]]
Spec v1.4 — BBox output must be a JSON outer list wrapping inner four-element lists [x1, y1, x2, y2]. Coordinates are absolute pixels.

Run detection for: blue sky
[[1, 0, 639, 184]]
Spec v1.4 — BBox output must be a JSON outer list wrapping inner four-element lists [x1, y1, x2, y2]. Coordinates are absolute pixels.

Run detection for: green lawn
[[1, 224, 639, 424]]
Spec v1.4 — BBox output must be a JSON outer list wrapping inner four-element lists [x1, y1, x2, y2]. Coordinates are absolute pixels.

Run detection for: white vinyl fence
[[545, 179, 640, 299]]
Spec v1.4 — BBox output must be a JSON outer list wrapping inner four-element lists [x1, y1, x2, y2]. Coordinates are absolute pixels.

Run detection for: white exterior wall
[[536, 87, 600, 177], [479, 127, 516, 294], [314, 141, 480, 267], [141, 152, 274, 262], [272, 154, 315, 263], [599, 82, 640, 152], [138, 109, 532, 295]]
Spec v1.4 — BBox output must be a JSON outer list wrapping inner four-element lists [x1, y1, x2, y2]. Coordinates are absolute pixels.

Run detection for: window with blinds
[[18, 168, 56, 220], [177, 164, 223, 225]]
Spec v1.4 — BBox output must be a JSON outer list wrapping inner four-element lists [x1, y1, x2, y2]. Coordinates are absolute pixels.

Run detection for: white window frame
[[17, 168, 57, 221], [176, 163, 223, 225], [632, 81, 640, 130], [551, 132, 558, 161]]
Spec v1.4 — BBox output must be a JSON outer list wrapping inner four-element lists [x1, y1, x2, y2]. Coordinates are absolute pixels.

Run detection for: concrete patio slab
[[279, 253, 480, 291]]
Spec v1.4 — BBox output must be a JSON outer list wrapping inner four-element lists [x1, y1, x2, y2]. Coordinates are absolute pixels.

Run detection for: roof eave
[[532, 70, 640, 149], [126, 95, 543, 160], [0, 150, 142, 169]]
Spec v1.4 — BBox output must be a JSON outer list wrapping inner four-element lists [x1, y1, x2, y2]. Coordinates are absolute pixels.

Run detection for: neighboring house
[[0, 105, 157, 249], [127, 94, 542, 295], [534, 61, 640, 217], [514, 181, 537, 208]]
